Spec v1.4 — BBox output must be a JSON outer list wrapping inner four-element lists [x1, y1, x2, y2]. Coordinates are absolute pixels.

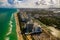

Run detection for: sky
[[0, 0, 60, 8]]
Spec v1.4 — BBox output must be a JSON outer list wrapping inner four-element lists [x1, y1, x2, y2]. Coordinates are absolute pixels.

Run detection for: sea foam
[[6, 14, 13, 36], [5, 37, 10, 40]]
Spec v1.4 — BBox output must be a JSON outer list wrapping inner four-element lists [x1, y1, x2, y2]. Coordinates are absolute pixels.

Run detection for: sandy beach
[[14, 13, 23, 40]]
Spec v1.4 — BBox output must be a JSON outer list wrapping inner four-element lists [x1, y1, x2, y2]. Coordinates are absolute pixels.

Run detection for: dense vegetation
[[37, 16, 60, 29], [28, 10, 60, 29]]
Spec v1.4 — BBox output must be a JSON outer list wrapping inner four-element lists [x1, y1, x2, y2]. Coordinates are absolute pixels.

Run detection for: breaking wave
[[6, 14, 13, 36], [6, 21, 13, 36], [5, 37, 10, 40], [5, 14, 13, 40]]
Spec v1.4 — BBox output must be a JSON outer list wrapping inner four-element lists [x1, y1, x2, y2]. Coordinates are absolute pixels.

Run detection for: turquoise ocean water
[[0, 8, 17, 40]]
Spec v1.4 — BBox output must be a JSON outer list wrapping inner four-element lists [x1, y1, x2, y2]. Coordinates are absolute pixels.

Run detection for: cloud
[[0, 0, 60, 8], [0, 0, 16, 8]]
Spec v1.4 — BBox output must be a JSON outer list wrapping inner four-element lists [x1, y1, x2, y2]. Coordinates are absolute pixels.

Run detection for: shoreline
[[14, 13, 23, 40]]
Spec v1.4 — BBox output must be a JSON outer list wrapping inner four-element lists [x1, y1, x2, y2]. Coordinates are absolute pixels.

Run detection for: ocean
[[0, 8, 17, 40]]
